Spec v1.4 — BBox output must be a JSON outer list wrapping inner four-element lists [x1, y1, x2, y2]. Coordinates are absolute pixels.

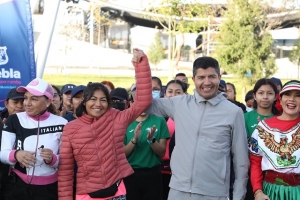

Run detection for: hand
[[15, 150, 36, 168], [131, 49, 144, 64], [132, 122, 142, 143], [255, 191, 270, 200], [146, 125, 156, 140], [2, 118, 7, 124], [40, 148, 53, 164], [60, 106, 66, 116]]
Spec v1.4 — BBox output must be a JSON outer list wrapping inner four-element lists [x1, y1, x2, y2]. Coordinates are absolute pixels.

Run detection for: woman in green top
[[244, 78, 280, 200]]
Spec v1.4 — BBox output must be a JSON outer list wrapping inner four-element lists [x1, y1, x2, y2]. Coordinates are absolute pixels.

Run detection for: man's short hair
[[175, 73, 187, 78], [193, 57, 220, 77]]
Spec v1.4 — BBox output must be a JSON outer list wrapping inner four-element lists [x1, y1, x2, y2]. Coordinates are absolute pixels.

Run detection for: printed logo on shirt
[[251, 124, 257, 128], [17, 139, 22, 150], [257, 125, 300, 168], [40, 125, 64, 134]]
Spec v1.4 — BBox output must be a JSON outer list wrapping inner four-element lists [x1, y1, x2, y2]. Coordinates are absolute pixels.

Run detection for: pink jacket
[[58, 55, 152, 200]]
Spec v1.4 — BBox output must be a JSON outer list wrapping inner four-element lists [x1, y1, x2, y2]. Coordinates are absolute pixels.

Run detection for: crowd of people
[[0, 48, 299, 200]]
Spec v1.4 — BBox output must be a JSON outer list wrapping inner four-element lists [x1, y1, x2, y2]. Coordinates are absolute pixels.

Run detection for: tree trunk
[[175, 33, 184, 69]]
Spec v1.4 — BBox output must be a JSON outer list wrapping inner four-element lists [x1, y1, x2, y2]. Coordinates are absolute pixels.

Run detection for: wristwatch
[[147, 137, 156, 144]]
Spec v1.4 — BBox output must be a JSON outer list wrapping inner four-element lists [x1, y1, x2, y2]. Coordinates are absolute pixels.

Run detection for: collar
[[193, 89, 227, 106], [79, 109, 111, 124], [27, 111, 50, 121]]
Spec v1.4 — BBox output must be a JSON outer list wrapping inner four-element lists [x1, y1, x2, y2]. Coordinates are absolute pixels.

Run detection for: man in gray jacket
[[146, 57, 249, 200]]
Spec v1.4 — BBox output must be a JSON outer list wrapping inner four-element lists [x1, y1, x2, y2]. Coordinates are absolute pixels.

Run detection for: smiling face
[[254, 84, 276, 110], [192, 67, 221, 100], [85, 89, 108, 118], [280, 90, 300, 119], [24, 91, 50, 116], [164, 83, 184, 98]]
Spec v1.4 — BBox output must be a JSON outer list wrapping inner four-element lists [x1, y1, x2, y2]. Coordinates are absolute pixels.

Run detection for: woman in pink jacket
[[58, 49, 152, 200]]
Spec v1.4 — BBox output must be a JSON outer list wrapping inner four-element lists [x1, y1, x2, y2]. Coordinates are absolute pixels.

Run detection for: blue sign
[[0, 0, 36, 110]]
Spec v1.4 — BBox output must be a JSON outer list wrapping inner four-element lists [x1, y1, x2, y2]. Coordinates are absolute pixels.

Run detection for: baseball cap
[[71, 85, 86, 99], [6, 88, 25, 100], [61, 84, 76, 94], [219, 80, 226, 89], [280, 81, 300, 96], [270, 77, 282, 88], [110, 88, 129, 101], [17, 78, 54, 100]]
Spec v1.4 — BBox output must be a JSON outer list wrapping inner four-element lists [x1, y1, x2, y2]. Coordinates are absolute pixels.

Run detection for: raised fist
[[131, 48, 145, 64]]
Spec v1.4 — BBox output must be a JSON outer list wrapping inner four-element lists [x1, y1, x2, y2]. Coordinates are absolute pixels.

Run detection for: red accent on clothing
[[250, 154, 263, 192], [264, 116, 300, 132], [27, 111, 50, 121], [264, 170, 300, 186], [274, 94, 282, 113]]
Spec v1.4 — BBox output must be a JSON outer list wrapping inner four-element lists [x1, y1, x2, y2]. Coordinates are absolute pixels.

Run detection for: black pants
[[123, 165, 162, 200], [3, 176, 58, 200]]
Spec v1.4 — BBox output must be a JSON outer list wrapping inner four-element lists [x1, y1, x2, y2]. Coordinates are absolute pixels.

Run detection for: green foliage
[[289, 38, 300, 65], [152, 0, 211, 33], [148, 32, 164, 65], [215, 0, 276, 85]]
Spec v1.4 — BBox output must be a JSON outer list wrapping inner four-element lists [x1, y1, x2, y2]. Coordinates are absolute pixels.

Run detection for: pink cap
[[17, 78, 54, 100]]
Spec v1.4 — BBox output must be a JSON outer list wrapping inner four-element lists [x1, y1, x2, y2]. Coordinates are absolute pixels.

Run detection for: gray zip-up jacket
[[146, 90, 249, 199]]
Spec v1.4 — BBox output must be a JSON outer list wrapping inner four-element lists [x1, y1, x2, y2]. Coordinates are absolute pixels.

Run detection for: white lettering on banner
[[0, 46, 9, 65], [0, 68, 21, 78]]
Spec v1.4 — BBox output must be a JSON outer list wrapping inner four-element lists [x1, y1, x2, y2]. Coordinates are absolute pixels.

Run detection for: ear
[[46, 98, 51, 107], [4, 100, 8, 108]]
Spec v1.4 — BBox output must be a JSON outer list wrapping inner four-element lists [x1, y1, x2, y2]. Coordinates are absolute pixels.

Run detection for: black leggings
[[123, 165, 162, 200], [3, 176, 58, 200]]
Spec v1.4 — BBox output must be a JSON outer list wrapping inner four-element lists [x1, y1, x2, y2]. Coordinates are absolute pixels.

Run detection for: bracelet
[[131, 139, 137, 145], [254, 189, 263, 197]]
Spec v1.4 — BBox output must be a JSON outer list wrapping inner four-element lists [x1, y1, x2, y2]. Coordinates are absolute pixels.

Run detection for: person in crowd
[[226, 82, 247, 113], [243, 78, 280, 200], [0, 88, 25, 199], [63, 85, 86, 122], [51, 85, 62, 112], [175, 72, 189, 90], [152, 76, 163, 99], [0, 88, 25, 121], [249, 80, 300, 200], [218, 79, 227, 92], [245, 90, 254, 112], [271, 77, 283, 113], [101, 80, 115, 93], [0, 78, 68, 200], [146, 56, 249, 200], [58, 49, 152, 200], [61, 84, 76, 113], [110, 88, 130, 111], [161, 80, 186, 200], [123, 79, 170, 200]]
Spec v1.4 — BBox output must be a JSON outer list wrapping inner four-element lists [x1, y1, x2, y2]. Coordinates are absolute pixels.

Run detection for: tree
[[148, 0, 213, 80], [215, 0, 277, 86], [289, 38, 300, 79], [148, 32, 164, 67]]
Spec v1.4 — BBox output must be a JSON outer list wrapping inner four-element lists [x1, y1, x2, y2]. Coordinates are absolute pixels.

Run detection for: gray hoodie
[[146, 90, 249, 200]]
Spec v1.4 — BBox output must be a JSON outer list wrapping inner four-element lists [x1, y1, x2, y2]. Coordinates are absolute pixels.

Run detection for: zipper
[[189, 101, 207, 194], [90, 122, 105, 183]]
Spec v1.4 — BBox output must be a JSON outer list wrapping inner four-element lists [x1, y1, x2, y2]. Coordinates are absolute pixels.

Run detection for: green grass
[[43, 74, 291, 103]]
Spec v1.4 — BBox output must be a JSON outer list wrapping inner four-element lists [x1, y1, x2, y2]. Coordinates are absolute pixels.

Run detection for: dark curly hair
[[193, 57, 220, 77], [76, 82, 111, 117]]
